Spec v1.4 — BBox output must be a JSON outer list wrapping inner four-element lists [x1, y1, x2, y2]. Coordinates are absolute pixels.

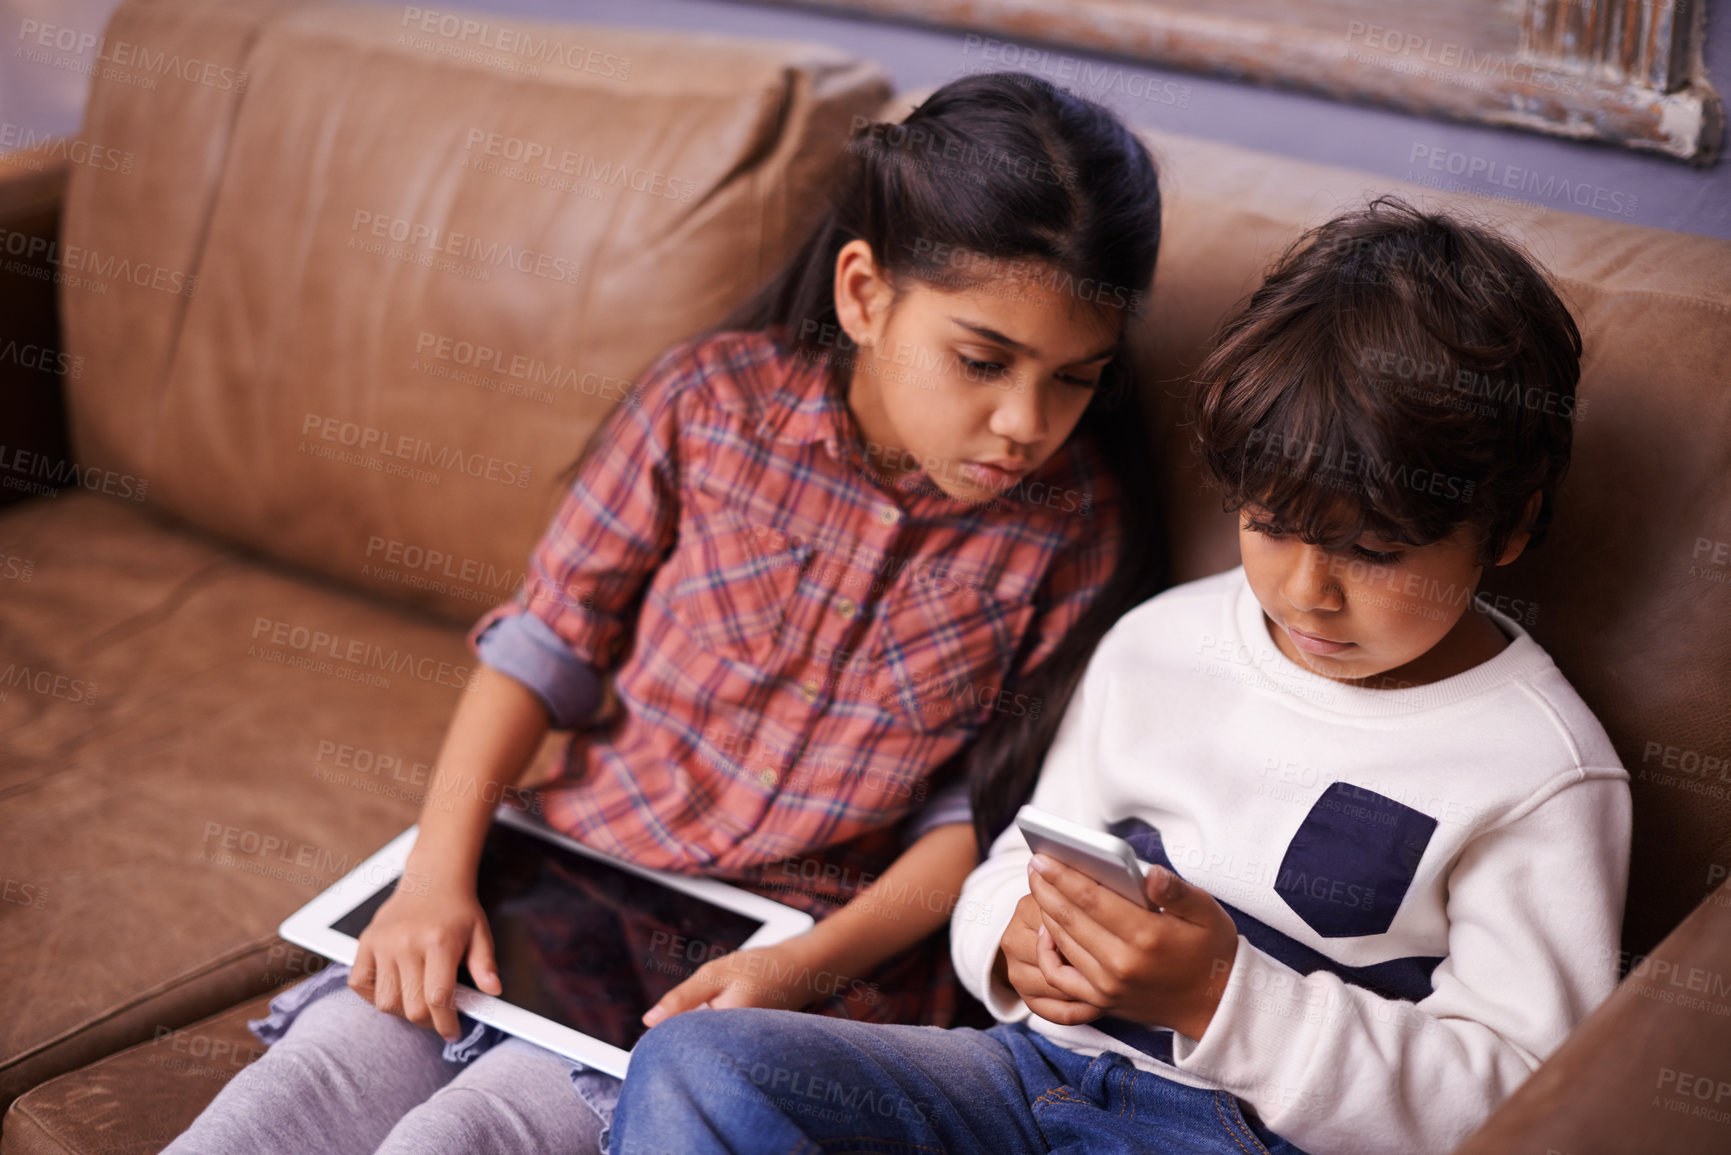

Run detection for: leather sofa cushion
[[1, 989, 278, 1155], [0, 490, 569, 1107]]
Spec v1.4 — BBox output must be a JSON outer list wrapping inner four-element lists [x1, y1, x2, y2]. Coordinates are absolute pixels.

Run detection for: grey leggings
[[160, 986, 606, 1155]]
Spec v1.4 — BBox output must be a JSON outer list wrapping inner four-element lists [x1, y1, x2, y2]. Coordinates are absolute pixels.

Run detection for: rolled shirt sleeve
[[900, 775, 973, 846], [473, 612, 605, 731], [464, 343, 687, 684]]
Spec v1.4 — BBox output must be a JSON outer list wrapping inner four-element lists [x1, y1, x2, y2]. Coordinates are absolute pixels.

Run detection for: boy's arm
[[1175, 770, 1631, 1155], [951, 646, 1112, 1020]]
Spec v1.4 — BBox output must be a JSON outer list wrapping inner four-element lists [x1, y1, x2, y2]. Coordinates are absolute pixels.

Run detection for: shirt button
[[799, 679, 820, 703], [877, 504, 901, 526], [834, 597, 857, 620], [756, 767, 778, 787]]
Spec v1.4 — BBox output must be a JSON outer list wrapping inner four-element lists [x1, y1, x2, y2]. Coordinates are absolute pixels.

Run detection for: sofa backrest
[[1129, 128, 1731, 958], [61, 0, 888, 624]]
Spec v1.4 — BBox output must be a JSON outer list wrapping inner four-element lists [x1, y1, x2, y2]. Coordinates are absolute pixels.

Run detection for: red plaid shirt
[[468, 328, 1123, 1024]]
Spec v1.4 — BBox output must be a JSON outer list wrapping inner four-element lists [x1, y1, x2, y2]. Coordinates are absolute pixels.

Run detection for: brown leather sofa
[[2, 1, 1727, 1152]]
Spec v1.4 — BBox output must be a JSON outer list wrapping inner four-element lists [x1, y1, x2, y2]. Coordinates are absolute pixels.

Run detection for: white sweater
[[952, 567, 1631, 1155]]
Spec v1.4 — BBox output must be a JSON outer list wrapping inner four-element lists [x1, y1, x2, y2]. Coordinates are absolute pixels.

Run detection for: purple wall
[[462, 0, 1731, 241], [8, 0, 1725, 238]]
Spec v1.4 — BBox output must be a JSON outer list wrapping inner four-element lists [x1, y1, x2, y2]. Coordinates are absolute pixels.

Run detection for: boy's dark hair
[[1190, 195, 1582, 565], [723, 71, 1168, 855]]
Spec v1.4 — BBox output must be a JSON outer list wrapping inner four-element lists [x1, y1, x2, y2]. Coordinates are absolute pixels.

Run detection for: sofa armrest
[[1454, 879, 1731, 1155], [0, 147, 72, 511]]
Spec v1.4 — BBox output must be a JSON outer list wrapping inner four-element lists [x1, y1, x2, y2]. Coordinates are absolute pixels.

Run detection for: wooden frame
[[772, 0, 1723, 164]]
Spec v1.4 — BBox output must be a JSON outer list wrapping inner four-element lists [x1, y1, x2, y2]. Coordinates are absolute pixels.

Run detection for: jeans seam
[[1030, 1086, 1085, 1112], [1028, 1083, 1080, 1150], [1213, 1091, 1272, 1155]]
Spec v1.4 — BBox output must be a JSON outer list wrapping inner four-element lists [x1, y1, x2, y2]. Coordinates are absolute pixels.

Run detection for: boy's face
[[1238, 503, 1527, 686], [832, 240, 1118, 502]]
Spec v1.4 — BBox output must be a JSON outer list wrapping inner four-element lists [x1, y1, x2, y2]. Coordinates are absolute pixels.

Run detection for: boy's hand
[[998, 891, 1103, 1023], [1025, 854, 1239, 1041], [641, 937, 833, 1028]]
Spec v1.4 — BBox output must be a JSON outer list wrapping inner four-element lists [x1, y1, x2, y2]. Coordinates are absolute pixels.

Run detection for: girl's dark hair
[[1190, 196, 1582, 564], [565, 73, 1169, 856]]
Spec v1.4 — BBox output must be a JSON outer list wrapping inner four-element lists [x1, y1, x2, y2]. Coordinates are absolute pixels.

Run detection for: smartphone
[[1015, 805, 1151, 909]]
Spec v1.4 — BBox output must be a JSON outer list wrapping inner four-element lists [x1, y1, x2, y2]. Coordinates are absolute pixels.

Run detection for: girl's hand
[[1024, 854, 1239, 1041], [349, 871, 503, 1042], [641, 937, 832, 1028]]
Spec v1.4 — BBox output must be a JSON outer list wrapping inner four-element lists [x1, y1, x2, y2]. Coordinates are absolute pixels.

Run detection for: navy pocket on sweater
[[1274, 782, 1437, 939]]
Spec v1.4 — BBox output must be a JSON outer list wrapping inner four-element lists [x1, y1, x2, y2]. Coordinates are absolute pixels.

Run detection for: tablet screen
[[331, 818, 766, 1051]]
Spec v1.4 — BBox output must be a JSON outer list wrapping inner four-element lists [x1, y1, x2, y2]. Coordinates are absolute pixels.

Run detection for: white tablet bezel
[[277, 804, 815, 1077]]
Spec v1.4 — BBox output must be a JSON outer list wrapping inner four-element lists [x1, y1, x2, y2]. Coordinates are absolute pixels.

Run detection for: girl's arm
[[401, 665, 550, 888], [643, 821, 977, 1023], [348, 665, 550, 1040], [950, 635, 1111, 1020], [358, 345, 690, 1038], [792, 820, 977, 975]]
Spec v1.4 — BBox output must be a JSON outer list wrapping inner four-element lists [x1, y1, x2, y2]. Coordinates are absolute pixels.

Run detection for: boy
[[605, 197, 1631, 1155]]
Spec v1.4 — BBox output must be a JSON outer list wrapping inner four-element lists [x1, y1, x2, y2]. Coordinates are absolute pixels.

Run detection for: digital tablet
[[278, 804, 815, 1076]]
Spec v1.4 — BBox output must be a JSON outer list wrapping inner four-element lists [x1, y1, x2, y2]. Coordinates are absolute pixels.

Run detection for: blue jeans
[[609, 1007, 1307, 1155]]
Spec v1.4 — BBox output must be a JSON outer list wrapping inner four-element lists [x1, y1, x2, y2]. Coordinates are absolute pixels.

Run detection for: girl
[[164, 71, 1166, 1155]]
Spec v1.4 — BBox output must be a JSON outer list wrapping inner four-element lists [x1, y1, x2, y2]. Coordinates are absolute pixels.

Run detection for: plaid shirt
[[467, 328, 1123, 1025]]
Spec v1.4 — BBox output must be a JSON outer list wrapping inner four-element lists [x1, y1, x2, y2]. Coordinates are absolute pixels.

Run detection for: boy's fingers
[[1001, 902, 1046, 964], [1142, 865, 1206, 926], [1034, 923, 1107, 1006], [1004, 951, 1068, 1003], [1024, 992, 1103, 1026], [1031, 855, 1149, 924], [1027, 860, 1135, 964], [1035, 908, 1117, 997]]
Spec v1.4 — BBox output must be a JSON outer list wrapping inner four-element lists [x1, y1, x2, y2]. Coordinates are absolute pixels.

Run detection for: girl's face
[[1238, 500, 1533, 688], [833, 240, 1119, 502]]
